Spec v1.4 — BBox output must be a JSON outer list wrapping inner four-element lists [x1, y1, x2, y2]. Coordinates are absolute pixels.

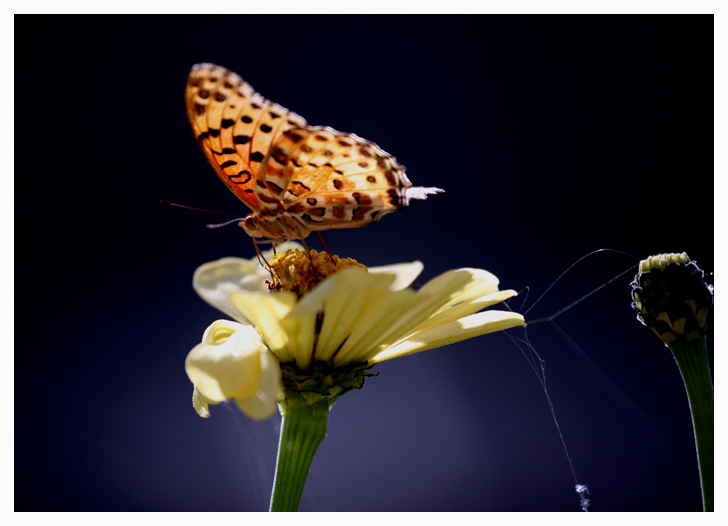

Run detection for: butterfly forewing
[[185, 63, 306, 213]]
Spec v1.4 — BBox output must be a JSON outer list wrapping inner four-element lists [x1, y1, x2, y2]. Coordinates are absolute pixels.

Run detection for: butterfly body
[[185, 63, 442, 241]]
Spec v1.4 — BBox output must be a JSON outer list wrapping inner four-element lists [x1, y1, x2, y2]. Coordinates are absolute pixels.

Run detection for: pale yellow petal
[[229, 290, 297, 362], [335, 271, 484, 364], [185, 321, 264, 401], [192, 386, 219, 418], [193, 257, 265, 324], [192, 246, 304, 323], [332, 288, 422, 366], [368, 261, 424, 290], [401, 289, 518, 340], [235, 349, 283, 420], [327, 268, 505, 365], [370, 310, 526, 363], [422, 268, 501, 313], [274, 274, 348, 368], [236, 395, 276, 421], [279, 311, 317, 370], [308, 268, 397, 362], [277, 275, 341, 366]]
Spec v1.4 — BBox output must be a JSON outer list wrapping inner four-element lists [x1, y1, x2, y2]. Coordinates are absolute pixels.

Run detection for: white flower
[[185, 245, 525, 419]]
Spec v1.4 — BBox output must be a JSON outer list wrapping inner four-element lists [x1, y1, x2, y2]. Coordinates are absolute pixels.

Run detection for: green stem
[[669, 336, 713, 512], [269, 398, 329, 512]]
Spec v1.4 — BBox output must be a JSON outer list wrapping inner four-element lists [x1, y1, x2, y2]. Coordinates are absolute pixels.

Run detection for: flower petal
[[332, 287, 422, 366], [279, 310, 317, 370], [337, 269, 495, 364], [192, 385, 218, 418], [229, 290, 297, 362], [193, 257, 266, 324], [370, 310, 526, 363], [423, 268, 501, 311], [300, 268, 400, 363], [185, 320, 265, 401], [368, 261, 424, 290], [235, 349, 284, 420], [192, 243, 305, 323], [401, 289, 518, 340]]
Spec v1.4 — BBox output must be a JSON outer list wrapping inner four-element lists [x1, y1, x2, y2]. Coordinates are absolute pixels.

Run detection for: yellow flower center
[[266, 248, 366, 298]]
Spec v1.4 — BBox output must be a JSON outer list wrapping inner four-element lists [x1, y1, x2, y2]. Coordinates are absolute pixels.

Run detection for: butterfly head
[[238, 215, 271, 239]]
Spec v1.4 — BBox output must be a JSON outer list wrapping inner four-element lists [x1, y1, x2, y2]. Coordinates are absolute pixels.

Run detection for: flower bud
[[631, 253, 713, 345]]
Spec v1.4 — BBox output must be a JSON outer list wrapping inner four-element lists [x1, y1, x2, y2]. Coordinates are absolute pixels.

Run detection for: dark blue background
[[17, 15, 713, 511]]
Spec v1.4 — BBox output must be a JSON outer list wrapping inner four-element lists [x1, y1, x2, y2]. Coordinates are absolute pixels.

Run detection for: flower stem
[[269, 398, 329, 512], [669, 336, 713, 512]]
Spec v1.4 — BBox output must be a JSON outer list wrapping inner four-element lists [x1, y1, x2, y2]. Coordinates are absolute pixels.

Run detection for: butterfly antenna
[[160, 200, 244, 228], [160, 199, 241, 217], [205, 218, 245, 229]]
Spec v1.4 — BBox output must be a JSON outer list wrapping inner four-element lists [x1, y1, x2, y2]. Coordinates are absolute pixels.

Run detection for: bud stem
[[269, 399, 329, 512], [669, 336, 713, 511]]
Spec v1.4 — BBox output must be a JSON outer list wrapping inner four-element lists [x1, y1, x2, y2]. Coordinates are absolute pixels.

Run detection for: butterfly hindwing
[[268, 127, 415, 230]]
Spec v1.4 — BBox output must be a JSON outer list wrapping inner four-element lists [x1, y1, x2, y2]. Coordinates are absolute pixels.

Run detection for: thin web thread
[[222, 249, 644, 512], [225, 402, 278, 507], [518, 252, 665, 439], [505, 329, 590, 510], [505, 248, 641, 512]]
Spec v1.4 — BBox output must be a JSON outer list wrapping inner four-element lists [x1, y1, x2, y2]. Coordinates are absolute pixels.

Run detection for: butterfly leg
[[253, 238, 267, 267], [299, 237, 322, 277], [300, 236, 311, 256], [253, 238, 280, 288], [316, 231, 334, 263]]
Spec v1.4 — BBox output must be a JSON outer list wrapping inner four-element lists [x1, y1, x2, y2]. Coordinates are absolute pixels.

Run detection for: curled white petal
[[235, 349, 285, 420], [185, 320, 283, 419], [192, 385, 219, 418]]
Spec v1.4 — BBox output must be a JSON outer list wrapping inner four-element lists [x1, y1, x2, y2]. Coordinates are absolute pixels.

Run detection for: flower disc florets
[[267, 249, 366, 298], [631, 252, 713, 345]]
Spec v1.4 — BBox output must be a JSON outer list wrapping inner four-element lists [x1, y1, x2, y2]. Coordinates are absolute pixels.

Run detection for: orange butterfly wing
[[185, 63, 442, 240], [185, 63, 307, 213], [264, 126, 423, 230]]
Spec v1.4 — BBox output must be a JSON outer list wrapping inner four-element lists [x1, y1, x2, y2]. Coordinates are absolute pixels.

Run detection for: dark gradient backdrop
[[17, 15, 714, 512]]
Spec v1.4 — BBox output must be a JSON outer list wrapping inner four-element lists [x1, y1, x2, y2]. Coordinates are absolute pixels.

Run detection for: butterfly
[[185, 63, 442, 242]]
